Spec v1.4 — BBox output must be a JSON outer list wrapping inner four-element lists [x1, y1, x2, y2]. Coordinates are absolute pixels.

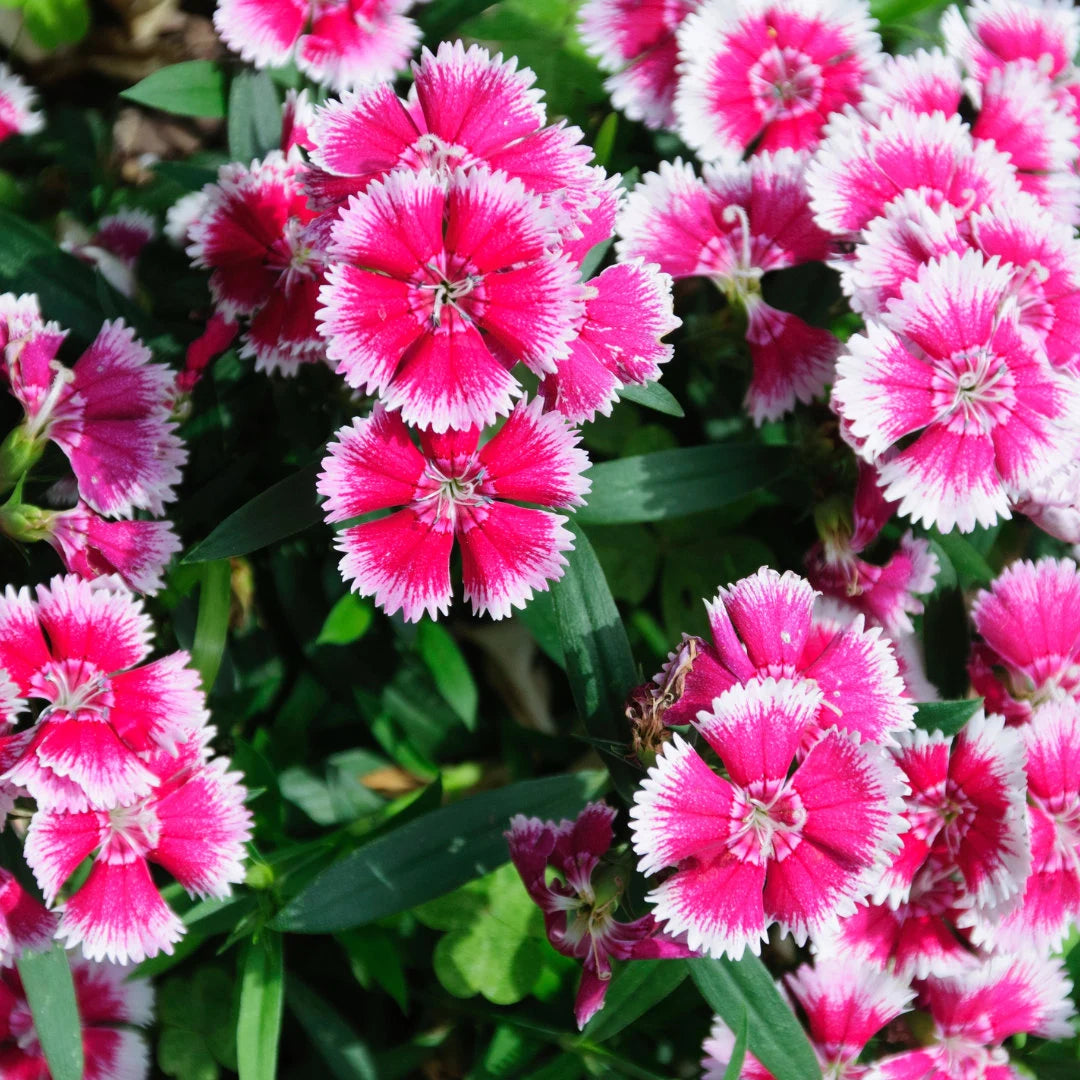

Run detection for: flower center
[[749, 46, 823, 120], [407, 132, 472, 176], [415, 459, 488, 524], [36, 658, 112, 718], [932, 347, 1015, 430], [728, 779, 807, 864], [104, 801, 160, 860], [412, 260, 485, 329]]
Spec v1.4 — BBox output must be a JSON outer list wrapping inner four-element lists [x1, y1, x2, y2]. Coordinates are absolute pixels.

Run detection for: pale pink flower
[[25, 730, 251, 965], [1012, 458, 1080, 542], [1, 307, 185, 518], [872, 954, 1074, 1080], [807, 109, 1021, 237], [0, 575, 208, 812], [307, 42, 599, 242], [319, 399, 590, 621], [46, 502, 181, 595], [806, 461, 939, 637], [214, 0, 420, 92], [0, 958, 153, 1080], [61, 209, 157, 299], [0, 64, 43, 144], [705, 959, 914, 1080], [631, 678, 907, 958], [833, 251, 1080, 533], [860, 48, 963, 121], [653, 567, 915, 746], [538, 260, 680, 423], [616, 153, 838, 423], [506, 802, 693, 1029], [674, 0, 881, 158], [318, 167, 582, 432], [187, 152, 327, 376], [942, 0, 1079, 83], [0, 868, 57, 966], [578, 0, 700, 129], [968, 557, 1080, 723]]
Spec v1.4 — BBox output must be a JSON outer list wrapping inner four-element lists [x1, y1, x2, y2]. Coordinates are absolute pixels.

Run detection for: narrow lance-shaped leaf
[[580, 959, 689, 1043], [237, 932, 285, 1080], [16, 943, 84, 1080], [912, 698, 984, 737], [288, 977, 378, 1080], [191, 559, 231, 693], [121, 60, 228, 118], [228, 71, 282, 162], [723, 1010, 749, 1080], [689, 957, 821, 1080], [417, 620, 478, 730], [617, 381, 685, 418]]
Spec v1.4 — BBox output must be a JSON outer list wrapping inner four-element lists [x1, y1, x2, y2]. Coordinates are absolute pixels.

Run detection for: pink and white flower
[[25, 731, 251, 965], [0, 575, 208, 812], [860, 48, 964, 121], [578, 0, 700, 129], [832, 251, 1080, 533], [538, 260, 680, 423], [506, 801, 693, 1029], [1012, 458, 1080, 543], [674, 0, 881, 158], [0, 64, 43, 144], [187, 152, 327, 376], [873, 954, 1074, 1080], [616, 154, 838, 423], [0, 869, 57, 966], [0, 958, 153, 1080], [319, 399, 590, 621], [318, 167, 582, 432], [307, 41, 598, 239], [631, 678, 906, 958], [61, 209, 158, 299], [653, 567, 915, 746], [214, 0, 421, 92], [969, 557, 1080, 722]]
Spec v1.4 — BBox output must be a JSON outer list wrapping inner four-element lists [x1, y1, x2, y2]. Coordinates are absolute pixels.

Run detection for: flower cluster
[[0, 294, 185, 593]]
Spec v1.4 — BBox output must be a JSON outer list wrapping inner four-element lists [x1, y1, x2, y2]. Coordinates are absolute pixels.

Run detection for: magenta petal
[[0, 585, 51, 694], [574, 963, 610, 1029], [719, 567, 815, 675], [24, 807, 108, 904], [107, 652, 208, 755]]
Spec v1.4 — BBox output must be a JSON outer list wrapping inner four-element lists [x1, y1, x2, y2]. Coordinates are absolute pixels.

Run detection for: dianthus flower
[[318, 167, 582, 432], [833, 251, 1080, 533], [0, 298, 185, 518], [60, 209, 157, 299], [674, 0, 881, 159], [616, 153, 838, 423], [631, 678, 906, 958], [506, 801, 693, 1029], [0, 869, 57, 965], [653, 567, 915, 746], [1012, 459, 1080, 542], [25, 729, 251, 964], [0, 958, 153, 1080], [0, 64, 43, 144], [577, 0, 700, 129], [702, 958, 914, 1080], [873, 954, 1074, 1080], [187, 152, 328, 376], [968, 557, 1080, 722], [807, 109, 1022, 237], [806, 462, 939, 637], [307, 41, 599, 241], [860, 48, 963, 121], [214, 0, 420, 91], [0, 575, 208, 812], [319, 399, 590, 621]]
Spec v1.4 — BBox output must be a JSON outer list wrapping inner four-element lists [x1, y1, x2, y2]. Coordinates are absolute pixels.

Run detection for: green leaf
[[237, 933, 285, 1080], [23, 0, 90, 47], [288, 977, 379, 1080], [578, 237, 613, 281], [929, 528, 995, 585], [279, 749, 387, 826], [417, 620, 479, 730], [419, 0, 500, 41], [316, 594, 374, 646], [16, 943, 84, 1080], [913, 698, 983, 737], [723, 1010, 749, 1080], [689, 957, 821, 1080], [339, 927, 409, 1012], [184, 459, 323, 562], [516, 589, 565, 667], [122, 61, 228, 118], [617, 381, 685, 418], [272, 771, 604, 933], [191, 560, 231, 694], [577, 444, 787, 525], [581, 959, 688, 1042], [228, 71, 282, 163]]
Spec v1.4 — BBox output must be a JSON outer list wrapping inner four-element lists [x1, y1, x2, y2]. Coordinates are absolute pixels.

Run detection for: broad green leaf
[[272, 771, 604, 932], [617, 381, 685, 418], [723, 1010, 749, 1080], [581, 959, 688, 1043], [417, 620, 479, 730], [228, 71, 282, 163], [929, 528, 995, 585], [237, 933, 285, 1080], [122, 61, 228, 118], [23, 0, 89, 47], [419, 0, 501, 41], [191, 560, 231, 693], [288, 977, 379, 1080], [689, 957, 821, 1080], [577, 444, 787, 525], [516, 589, 565, 667], [316, 594, 374, 646], [16, 944, 83, 1080], [913, 698, 983, 737], [184, 459, 323, 562]]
